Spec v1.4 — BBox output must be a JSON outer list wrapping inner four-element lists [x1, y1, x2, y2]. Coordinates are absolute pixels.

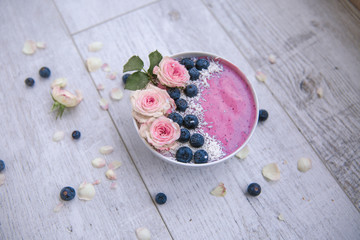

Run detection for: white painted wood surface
[[0, 0, 359, 239]]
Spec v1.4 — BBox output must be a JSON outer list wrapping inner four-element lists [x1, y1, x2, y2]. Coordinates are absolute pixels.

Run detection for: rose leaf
[[148, 50, 162, 75], [125, 71, 149, 90], [123, 56, 144, 72]]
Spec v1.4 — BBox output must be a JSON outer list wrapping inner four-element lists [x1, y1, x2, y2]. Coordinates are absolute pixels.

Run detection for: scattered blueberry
[[195, 59, 210, 70], [0, 160, 5, 172], [25, 78, 35, 87], [180, 58, 195, 70], [184, 84, 198, 98], [194, 150, 209, 164], [258, 109, 269, 122], [122, 73, 130, 84], [39, 67, 51, 78], [175, 98, 188, 112], [167, 88, 181, 100], [168, 112, 183, 126], [178, 128, 190, 143], [176, 146, 193, 163], [188, 67, 200, 81], [60, 186, 76, 201], [190, 133, 204, 148], [72, 130, 81, 139], [247, 183, 261, 197], [183, 115, 199, 129], [155, 192, 167, 205]]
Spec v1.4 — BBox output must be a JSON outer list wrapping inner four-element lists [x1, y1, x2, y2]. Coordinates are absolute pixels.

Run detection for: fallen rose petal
[[110, 88, 123, 100], [88, 41, 103, 52], [268, 54, 276, 64], [93, 179, 101, 185], [36, 42, 46, 49], [51, 78, 68, 89], [210, 182, 226, 197], [91, 158, 106, 168], [106, 72, 117, 80], [53, 202, 64, 212], [255, 71, 267, 82], [108, 160, 122, 170], [99, 98, 109, 110], [52, 131, 65, 142], [235, 145, 249, 159], [86, 57, 102, 72], [262, 163, 280, 181], [99, 145, 114, 155], [110, 182, 117, 189], [101, 63, 111, 72], [317, 87, 324, 98], [105, 169, 117, 180], [297, 157, 312, 172], [278, 214, 285, 221], [22, 40, 37, 55], [136, 227, 151, 240], [75, 90, 83, 102], [78, 182, 96, 201], [97, 84, 105, 90], [0, 173, 5, 186]]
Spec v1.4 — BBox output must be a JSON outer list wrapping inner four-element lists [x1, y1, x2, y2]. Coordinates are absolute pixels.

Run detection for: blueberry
[[196, 59, 210, 70], [188, 67, 200, 81], [60, 186, 76, 201], [122, 73, 130, 84], [25, 78, 35, 87], [183, 115, 199, 129], [168, 112, 183, 126], [194, 150, 209, 164], [39, 67, 51, 78], [180, 58, 195, 70], [72, 130, 81, 139], [176, 146, 193, 163], [247, 183, 261, 197], [189, 133, 204, 148], [178, 128, 190, 143], [184, 84, 198, 98], [175, 98, 188, 112], [0, 160, 5, 172], [167, 88, 181, 100], [155, 192, 167, 205], [258, 109, 269, 122]]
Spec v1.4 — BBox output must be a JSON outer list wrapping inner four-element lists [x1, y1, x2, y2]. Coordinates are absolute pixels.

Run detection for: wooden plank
[[72, 0, 360, 238], [0, 0, 171, 239], [204, 0, 360, 209], [53, 0, 158, 34]]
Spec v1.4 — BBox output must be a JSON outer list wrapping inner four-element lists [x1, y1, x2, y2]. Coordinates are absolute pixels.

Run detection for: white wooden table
[[1, 0, 359, 239]]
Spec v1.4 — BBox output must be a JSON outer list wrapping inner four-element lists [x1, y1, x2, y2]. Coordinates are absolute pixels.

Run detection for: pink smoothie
[[200, 58, 257, 156]]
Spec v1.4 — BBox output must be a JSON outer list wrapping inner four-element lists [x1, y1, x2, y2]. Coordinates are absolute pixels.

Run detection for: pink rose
[[131, 85, 175, 123], [153, 57, 190, 88], [139, 116, 180, 151], [52, 86, 82, 107]]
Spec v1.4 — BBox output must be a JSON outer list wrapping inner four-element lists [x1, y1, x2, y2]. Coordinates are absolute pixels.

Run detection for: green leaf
[[148, 50, 162, 75], [123, 56, 144, 72], [125, 71, 150, 90]]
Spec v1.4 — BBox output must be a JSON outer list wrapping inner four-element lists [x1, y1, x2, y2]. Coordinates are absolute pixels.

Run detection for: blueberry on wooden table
[[247, 183, 261, 196], [72, 130, 81, 139], [60, 186, 76, 201], [0, 160, 5, 172], [122, 73, 130, 84], [25, 77, 35, 87], [39, 67, 51, 78], [155, 193, 167, 205], [258, 109, 269, 122]]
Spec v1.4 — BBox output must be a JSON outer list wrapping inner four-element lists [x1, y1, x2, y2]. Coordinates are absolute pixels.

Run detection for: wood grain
[[72, 0, 360, 239], [0, 0, 171, 239], [203, 0, 360, 209]]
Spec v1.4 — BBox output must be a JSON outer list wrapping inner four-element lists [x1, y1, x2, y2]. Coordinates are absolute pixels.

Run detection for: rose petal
[[36, 42, 46, 49], [52, 131, 65, 142], [75, 90, 83, 102], [106, 72, 117, 80], [268, 54, 276, 64], [108, 160, 122, 170], [22, 40, 37, 55], [53, 202, 64, 212], [93, 179, 101, 185], [86, 57, 102, 72], [88, 42, 103, 52], [105, 169, 117, 180], [136, 227, 151, 240], [110, 88, 123, 100], [255, 71, 267, 82], [210, 182, 226, 197], [91, 158, 106, 168], [99, 145, 114, 155], [97, 84, 105, 90], [262, 163, 280, 181], [110, 182, 117, 189], [99, 98, 109, 110], [317, 87, 324, 98], [235, 145, 249, 159], [78, 182, 96, 201], [101, 63, 111, 72], [0, 173, 5, 186], [297, 157, 312, 172], [51, 78, 68, 89], [278, 214, 285, 221]]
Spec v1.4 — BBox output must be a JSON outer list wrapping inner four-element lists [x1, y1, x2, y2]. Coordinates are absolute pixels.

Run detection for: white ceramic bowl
[[133, 52, 259, 168]]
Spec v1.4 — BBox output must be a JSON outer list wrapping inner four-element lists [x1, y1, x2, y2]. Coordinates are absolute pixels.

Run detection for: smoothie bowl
[[125, 51, 258, 167]]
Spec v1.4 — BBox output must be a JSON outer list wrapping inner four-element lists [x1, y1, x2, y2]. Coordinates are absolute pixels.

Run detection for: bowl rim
[[133, 51, 259, 168]]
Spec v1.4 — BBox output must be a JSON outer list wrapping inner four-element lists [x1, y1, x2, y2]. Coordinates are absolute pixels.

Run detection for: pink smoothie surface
[[200, 58, 257, 156]]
